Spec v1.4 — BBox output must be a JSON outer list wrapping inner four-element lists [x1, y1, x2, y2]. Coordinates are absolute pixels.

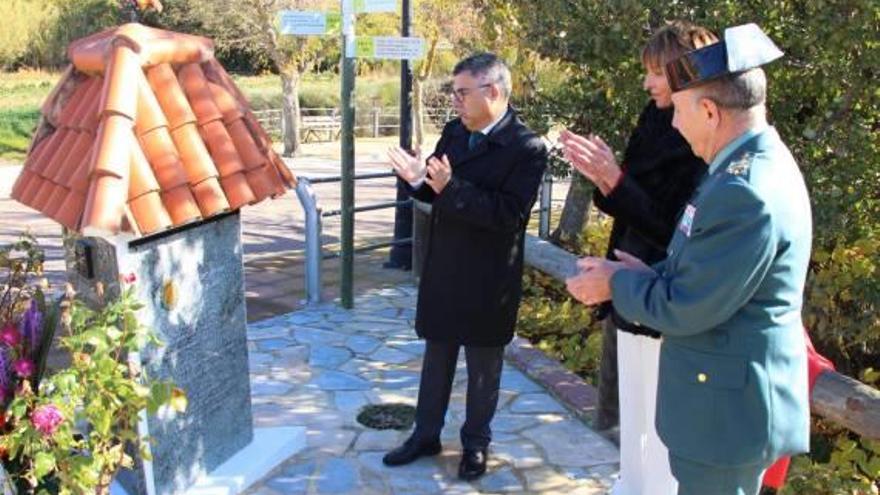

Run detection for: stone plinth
[[65, 212, 253, 495]]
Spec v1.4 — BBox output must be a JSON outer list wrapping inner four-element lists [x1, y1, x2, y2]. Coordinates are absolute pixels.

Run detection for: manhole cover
[[356, 403, 416, 430]]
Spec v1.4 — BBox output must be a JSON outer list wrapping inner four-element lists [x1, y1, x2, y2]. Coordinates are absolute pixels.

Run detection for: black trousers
[[412, 340, 504, 450]]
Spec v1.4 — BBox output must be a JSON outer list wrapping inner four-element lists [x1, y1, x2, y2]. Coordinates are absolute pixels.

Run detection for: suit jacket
[[610, 127, 812, 466], [408, 107, 547, 346]]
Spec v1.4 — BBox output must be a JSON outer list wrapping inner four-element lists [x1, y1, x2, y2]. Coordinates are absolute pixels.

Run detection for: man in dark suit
[[382, 53, 547, 480]]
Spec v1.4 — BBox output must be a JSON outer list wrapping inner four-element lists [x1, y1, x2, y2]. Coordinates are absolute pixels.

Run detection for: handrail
[[293, 172, 554, 305], [522, 234, 880, 440]]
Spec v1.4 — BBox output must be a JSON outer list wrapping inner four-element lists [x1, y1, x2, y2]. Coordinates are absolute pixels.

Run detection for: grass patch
[[0, 70, 58, 162], [232, 72, 403, 110], [0, 108, 40, 162]]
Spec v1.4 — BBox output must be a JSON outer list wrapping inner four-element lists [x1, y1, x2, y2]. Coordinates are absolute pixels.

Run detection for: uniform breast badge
[[726, 153, 753, 176], [678, 204, 697, 237]]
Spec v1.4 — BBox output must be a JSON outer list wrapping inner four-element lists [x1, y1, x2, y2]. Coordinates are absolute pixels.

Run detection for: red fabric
[[762, 456, 791, 489], [761, 328, 836, 489], [805, 330, 836, 390]]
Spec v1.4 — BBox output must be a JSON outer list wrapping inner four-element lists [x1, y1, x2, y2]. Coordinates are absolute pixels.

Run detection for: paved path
[[243, 285, 618, 495]]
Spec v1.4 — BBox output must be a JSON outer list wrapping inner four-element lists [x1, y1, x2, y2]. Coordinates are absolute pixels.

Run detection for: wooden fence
[[523, 235, 880, 441], [253, 106, 455, 142]]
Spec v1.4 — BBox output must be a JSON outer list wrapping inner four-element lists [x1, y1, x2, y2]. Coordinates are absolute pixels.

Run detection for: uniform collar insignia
[[726, 153, 753, 176]]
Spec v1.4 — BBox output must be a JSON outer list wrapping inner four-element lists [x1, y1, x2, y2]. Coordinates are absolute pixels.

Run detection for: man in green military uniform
[[566, 24, 812, 495]]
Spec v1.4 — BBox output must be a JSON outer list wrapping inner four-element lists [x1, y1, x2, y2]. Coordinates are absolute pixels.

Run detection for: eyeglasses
[[449, 83, 493, 101]]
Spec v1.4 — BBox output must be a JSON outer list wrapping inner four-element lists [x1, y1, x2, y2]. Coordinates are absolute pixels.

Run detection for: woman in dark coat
[[561, 21, 717, 495]]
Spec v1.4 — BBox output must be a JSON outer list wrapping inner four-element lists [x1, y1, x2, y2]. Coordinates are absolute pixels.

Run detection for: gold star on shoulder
[[726, 153, 753, 176]]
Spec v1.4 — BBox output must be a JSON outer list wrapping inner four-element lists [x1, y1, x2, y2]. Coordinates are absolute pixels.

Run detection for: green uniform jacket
[[610, 127, 812, 467]]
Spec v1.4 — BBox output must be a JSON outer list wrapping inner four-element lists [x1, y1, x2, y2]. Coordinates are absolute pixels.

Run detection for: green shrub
[[517, 268, 602, 383], [0, 1, 56, 70], [516, 217, 613, 383], [781, 420, 880, 495]]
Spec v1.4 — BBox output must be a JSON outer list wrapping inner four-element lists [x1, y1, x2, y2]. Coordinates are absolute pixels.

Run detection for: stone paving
[[244, 285, 619, 495]]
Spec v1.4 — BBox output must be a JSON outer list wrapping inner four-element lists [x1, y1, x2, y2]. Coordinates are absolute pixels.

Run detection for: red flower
[[0, 324, 21, 347], [122, 273, 137, 284], [31, 404, 63, 436], [13, 359, 34, 378]]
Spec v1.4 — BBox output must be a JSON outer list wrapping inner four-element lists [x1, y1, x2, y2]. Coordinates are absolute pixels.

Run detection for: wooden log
[[523, 234, 880, 441], [811, 370, 880, 440], [524, 235, 579, 280]]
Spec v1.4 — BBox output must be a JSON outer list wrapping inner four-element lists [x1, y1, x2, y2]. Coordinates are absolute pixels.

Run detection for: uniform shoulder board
[[726, 153, 753, 176]]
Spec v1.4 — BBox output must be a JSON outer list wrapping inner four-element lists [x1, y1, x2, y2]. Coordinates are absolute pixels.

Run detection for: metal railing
[[294, 170, 555, 304]]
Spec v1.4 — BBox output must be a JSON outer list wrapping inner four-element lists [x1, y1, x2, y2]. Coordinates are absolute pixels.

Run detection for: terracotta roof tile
[[227, 119, 266, 169], [92, 114, 135, 179], [28, 131, 60, 177], [44, 183, 69, 220], [69, 144, 98, 194], [178, 64, 223, 125], [206, 80, 244, 124], [219, 173, 255, 210], [12, 23, 295, 238], [199, 120, 245, 176], [81, 172, 129, 237], [30, 180, 56, 212], [100, 45, 140, 119], [51, 131, 92, 186], [148, 63, 196, 130], [136, 76, 168, 135], [159, 185, 202, 225], [170, 124, 222, 186], [55, 191, 86, 231]]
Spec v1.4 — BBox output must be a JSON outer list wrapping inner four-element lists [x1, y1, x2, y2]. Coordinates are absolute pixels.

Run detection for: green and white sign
[[355, 36, 424, 60], [279, 11, 341, 35], [354, 0, 397, 13]]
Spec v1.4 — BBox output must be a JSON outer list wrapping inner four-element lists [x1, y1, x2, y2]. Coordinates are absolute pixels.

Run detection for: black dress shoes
[[382, 436, 442, 466], [458, 448, 488, 480]]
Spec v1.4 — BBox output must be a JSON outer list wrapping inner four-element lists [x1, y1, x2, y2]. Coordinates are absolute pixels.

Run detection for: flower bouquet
[[0, 235, 185, 494]]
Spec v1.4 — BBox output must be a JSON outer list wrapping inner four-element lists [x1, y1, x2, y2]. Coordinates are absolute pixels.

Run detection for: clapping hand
[[565, 250, 653, 306], [388, 146, 426, 184], [559, 130, 622, 196], [425, 154, 453, 194], [565, 256, 620, 306]]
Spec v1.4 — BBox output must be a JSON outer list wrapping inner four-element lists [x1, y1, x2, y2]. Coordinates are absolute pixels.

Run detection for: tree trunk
[[413, 77, 424, 147], [413, 37, 439, 149], [551, 173, 593, 249], [280, 72, 302, 157]]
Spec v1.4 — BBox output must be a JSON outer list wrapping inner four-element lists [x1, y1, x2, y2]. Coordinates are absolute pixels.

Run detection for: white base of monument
[[111, 427, 307, 495]]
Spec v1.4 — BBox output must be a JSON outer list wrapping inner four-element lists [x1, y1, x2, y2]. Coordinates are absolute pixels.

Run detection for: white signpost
[[278, 0, 422, 307]]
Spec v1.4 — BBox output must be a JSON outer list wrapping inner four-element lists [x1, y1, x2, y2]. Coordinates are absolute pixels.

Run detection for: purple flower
[[13, 359, 34, 378], [31, 404, 63, 436], [0, 350, 10, 390], [21, 300, 43, 352], [0, 324, 21, 348]]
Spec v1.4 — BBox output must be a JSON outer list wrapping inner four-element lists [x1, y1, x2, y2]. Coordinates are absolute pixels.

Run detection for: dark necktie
[[468, 131, 486, 150]]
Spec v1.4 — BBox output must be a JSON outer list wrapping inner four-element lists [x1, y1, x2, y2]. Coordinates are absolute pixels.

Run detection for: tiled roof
[[11, 23, 296, 238]]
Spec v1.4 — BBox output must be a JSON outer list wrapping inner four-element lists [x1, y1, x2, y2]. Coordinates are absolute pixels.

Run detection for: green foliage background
[[485, 0, 879, 377], [495, 1, 878, 492]]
